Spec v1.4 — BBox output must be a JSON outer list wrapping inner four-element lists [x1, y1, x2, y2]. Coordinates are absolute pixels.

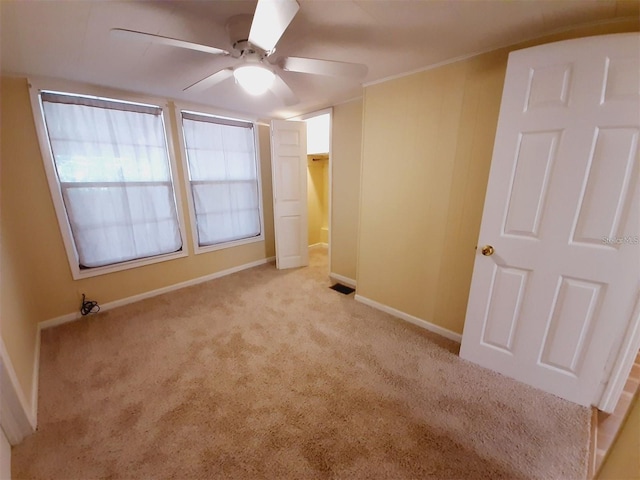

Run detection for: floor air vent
[[330, 283, 355, 295]]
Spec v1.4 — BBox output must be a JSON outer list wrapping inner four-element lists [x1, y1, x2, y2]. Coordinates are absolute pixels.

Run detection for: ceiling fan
[[111, 0, 368, 106]]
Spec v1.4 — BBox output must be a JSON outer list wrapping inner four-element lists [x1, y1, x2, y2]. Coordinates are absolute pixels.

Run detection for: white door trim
[[293, 108, 334, 274], [0, 336, 36, 445], [598, 294, 640, 411]]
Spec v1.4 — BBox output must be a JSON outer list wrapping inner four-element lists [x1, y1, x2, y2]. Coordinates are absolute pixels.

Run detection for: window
[[180, 111, 263, 250], [38, 91, 184, 275]]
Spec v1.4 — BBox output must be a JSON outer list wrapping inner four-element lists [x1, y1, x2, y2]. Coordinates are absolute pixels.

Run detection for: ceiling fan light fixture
[[233, 65, 275, 95]]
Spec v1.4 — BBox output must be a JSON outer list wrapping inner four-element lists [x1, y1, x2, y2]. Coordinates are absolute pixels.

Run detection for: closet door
[[270, 119, 309, 269]]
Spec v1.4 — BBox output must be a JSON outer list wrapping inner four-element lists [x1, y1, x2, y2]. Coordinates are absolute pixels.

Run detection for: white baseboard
[[10, 254, 275, 451], [329, 273, 357, 289], [31, 327, 41, 427], [308, 243, 328, 250], [0, 336, 36, 445], [40, 256, 276, 330], [354, 294, 462, 343]]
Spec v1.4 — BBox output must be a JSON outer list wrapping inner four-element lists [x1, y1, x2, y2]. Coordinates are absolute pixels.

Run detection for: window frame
[[175, 104, 265, 255], [28, 78, 189, 280]]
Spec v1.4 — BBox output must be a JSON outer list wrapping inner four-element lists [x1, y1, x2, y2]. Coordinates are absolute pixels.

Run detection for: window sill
[[71, 249, 188, 280], [193, 234, 264, 255]]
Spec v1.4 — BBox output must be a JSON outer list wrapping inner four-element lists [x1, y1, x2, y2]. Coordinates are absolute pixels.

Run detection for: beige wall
[[306, 157, 327, 246], [307, 155, 329, 245], [358, 54, 503, 333], [597, 394, 640, 479], [321, 160, 329, 244], [357, 19, 640, 336], [2, 18, 638, 433], [1, 77, 48, 403], [330, 99, 363, 282], [0, 77, 275, 409]]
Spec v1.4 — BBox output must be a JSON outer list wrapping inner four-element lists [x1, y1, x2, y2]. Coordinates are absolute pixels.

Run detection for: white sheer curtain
[[181, 113, 261, 246], [41, 93, 182, 268]]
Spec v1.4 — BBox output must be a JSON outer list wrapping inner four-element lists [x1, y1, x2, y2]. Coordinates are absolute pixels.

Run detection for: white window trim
[[28, 77, 190, 280], [174, 104, 265, 255]]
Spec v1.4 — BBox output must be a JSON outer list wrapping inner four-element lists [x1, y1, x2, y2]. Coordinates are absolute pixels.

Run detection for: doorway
[[302, 111, 331, 266]]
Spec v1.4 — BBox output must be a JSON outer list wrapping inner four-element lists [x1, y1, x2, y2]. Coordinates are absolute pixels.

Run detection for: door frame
[[290, 107, 333, 272], [599, 298, 640, 411]]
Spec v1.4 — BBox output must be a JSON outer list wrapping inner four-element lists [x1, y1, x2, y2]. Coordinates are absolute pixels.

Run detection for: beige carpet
[[13, 249, 590, 479]]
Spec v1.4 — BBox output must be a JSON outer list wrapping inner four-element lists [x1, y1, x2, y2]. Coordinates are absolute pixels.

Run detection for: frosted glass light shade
[[233, 65, 275, 95]]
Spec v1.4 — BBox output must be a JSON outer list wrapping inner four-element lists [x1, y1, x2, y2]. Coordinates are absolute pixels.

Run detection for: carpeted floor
[[12, 248, 590, 479]]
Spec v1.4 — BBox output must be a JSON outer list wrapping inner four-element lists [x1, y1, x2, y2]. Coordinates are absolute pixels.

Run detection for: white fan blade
[[270, 75, 299, 106], [184, 69, 234, 92], [111, 29, 229, 56], [249, 0, 299, 53], [281, 57, 368, 78]]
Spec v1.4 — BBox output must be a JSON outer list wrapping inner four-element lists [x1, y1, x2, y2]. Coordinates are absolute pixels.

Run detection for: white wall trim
[[363, 16, 639, 88], [331, 96, 364, 108], [0, 336, 36, 445], [31, 327, 41, 425], [40, 256, 276, 330], [308, 243, 328, 250], [290, 107, 333, 122], [7, 254, 276, 453], [598, 293, 640, 413], [329, 273, 356, 289], [354, 294, 462, 343]]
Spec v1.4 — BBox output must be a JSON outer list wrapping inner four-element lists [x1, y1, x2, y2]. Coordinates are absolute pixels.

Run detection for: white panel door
[[460, 33, 640, 409], [271, 119, 308, 269]]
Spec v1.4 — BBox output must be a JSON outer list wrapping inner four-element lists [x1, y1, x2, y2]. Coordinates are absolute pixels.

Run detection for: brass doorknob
[[481, 245, 494, 256]]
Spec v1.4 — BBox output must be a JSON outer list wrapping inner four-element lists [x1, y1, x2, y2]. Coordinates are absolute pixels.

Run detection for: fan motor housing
[[226, 15, 254, 54]]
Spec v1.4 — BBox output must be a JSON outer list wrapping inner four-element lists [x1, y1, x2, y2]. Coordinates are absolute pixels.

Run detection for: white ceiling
[[1, 0, 637, 120]]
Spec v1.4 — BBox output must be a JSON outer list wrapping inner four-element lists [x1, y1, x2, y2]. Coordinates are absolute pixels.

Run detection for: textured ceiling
[[1, 0, 638, 119]]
